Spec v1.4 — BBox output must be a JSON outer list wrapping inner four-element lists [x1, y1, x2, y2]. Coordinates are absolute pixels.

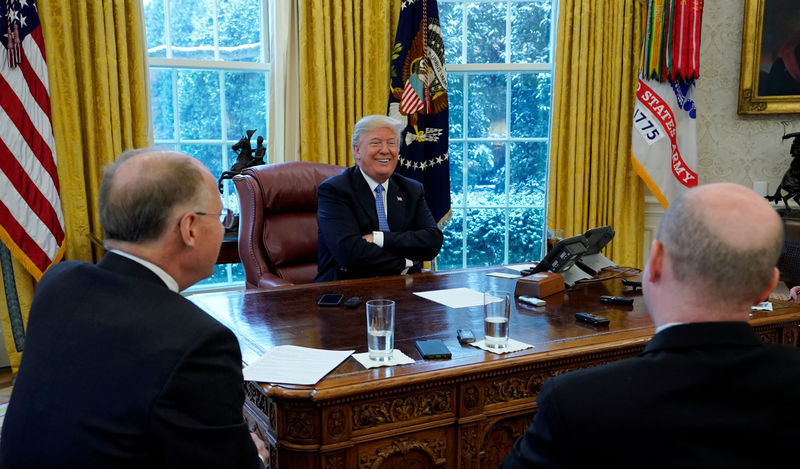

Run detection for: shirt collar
[[655, 321, 685, 334], [109, 249, 180, 293], [359, 167, 389, 193]]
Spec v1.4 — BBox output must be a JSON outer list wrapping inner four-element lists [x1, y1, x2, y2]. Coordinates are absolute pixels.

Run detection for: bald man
[[1, 149, 267, 468], [501, 183, 800, 468]]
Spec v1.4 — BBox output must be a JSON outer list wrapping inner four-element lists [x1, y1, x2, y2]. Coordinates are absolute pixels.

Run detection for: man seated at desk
[[501, 182, 800, 468], [0, 149, 267, 468], [315, 115, 443, 282]]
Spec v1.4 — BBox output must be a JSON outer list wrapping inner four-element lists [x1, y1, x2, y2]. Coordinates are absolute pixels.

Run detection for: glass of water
[[366, 299, 395, 361], [484, 291, 510, 348]]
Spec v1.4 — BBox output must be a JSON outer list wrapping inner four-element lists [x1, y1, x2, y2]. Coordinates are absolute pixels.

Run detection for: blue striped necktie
[[375, 185, 389, 232]]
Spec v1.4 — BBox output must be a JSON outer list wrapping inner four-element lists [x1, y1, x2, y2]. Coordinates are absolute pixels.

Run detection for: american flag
[[1, 0, 64, 280]]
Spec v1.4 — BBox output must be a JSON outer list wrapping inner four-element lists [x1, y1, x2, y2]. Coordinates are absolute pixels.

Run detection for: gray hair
[[656, 192, 783, 303], [351, 115, 404, 147], [99, 148, 207, 243]]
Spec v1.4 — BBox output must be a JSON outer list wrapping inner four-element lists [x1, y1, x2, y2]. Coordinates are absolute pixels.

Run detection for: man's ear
[[754, 267, 780, 305], [176, 212, 200, 248], [646, 240, 664, 283]]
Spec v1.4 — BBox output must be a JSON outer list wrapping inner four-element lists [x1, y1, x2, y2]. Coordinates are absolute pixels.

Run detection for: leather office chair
[[233, 161, 343, 289]]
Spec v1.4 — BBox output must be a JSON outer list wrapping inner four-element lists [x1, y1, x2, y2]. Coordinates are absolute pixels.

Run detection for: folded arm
[[317, 181, 408, 276]]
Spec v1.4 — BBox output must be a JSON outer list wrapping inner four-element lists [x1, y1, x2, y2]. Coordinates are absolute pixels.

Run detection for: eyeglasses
[[195, 208, 235, 229]]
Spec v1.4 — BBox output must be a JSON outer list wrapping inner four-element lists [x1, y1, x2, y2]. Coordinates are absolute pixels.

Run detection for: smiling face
[[353, 126, 399, 184]]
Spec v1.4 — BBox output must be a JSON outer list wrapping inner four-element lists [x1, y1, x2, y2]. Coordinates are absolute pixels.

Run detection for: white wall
[[697, 0, 800, 188]]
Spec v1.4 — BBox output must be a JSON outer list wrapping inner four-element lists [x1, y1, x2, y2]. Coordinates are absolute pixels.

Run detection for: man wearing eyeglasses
[[315, 115, 443, 282], [0, 149, 268, 468]]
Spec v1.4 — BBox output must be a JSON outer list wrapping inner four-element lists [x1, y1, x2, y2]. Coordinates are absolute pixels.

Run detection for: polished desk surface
[[190, 266, 800, 468], [189, 266, 800, 399]]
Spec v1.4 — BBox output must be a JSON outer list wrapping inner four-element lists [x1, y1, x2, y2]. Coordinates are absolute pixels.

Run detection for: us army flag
[[631, 77, 699, 208]]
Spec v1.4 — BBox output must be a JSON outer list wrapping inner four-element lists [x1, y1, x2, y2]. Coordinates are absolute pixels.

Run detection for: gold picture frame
[[737, 0, 800, 115]]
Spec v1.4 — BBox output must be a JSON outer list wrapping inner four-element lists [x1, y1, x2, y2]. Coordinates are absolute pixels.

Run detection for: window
[[438, 0, 556, 270], [141, 0, 553, 287], [143, 0, 270, 288]]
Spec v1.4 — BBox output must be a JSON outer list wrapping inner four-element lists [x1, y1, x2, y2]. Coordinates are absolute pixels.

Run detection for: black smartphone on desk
[[317, 294, 344, 306], [415, 339, 452, 359]]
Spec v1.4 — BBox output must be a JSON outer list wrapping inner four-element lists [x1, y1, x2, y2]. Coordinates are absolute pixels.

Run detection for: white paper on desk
[[487, 271, 521, 279], [504, 263, 538, 272], [414, 287, 488, 309], [243, 345, 354, 385]]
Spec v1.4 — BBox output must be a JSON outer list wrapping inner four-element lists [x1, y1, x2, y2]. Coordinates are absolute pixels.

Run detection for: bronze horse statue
[[217, 130, 265, 192], [766, 132, 800, 211]]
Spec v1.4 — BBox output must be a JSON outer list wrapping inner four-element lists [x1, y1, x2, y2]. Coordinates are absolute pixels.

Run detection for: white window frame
[[443, 0, 558, 268]]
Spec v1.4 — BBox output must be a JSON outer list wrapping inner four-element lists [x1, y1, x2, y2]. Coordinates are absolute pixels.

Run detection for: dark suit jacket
[[315, 165, 443, 282], [0, 253, 262, 469], [501, 322, 800, 469]]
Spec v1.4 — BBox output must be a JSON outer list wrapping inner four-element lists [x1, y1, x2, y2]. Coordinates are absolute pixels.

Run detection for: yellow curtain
[[297, 0, 401, 165], [548, 0, 645, 268], [1, 0, 149, 370]]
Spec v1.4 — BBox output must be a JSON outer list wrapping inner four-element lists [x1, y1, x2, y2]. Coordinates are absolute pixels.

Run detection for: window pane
[[224, 72, 268, 141], [467, 142, 505, 206], [169, 0, 215, 60], [440, 1, 464, 64], [221, 173, 239, 213], [218, 0, 263, 62], [196, 264, 228, 286], [468, 73, 507, 138], [510, 72, 551, 138], [508, 208, 545, 263], [149, 68, 174, 140], [144, 0, 167, 57], [509, 141, 547, 206], [439, 0, 553, 272], [449, 141, 465, 205], [145, 0, 268, 290], [193, 263, 240, 288], [466, 208, 505, 267], [230, 261, 245, 283], [177, 70, 221, 140], [181, 143, 225, 184], [448, 72, 464, 139], [438, 209, 464, 270], [466, 1, 506, 63], [510, 1, 552, 63]]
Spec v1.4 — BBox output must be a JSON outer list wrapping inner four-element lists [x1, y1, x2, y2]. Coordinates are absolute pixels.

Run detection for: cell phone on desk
[[317, 294, 344, 306], [415, 339, 452, 359]]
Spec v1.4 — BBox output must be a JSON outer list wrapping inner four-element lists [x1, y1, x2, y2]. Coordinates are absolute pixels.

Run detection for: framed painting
[[737, 0, 800, 114]]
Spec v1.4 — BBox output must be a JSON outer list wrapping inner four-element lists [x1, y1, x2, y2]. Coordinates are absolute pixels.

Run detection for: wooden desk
[[189, 267, 800, 469]]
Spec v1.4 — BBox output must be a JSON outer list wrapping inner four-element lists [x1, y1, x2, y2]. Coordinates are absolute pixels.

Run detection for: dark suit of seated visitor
[[0, 148, 267, 468], [315, 115, 442, 282], [501, 183, 800, 469]]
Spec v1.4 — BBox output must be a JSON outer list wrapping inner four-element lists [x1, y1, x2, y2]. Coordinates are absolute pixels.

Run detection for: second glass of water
[[484, 291, 510, 348], [366, 299, 395, 361]]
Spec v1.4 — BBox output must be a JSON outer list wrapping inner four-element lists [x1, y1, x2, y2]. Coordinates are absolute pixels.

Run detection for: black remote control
[[600, 295, 634, 306], [575, 312, 610, 326], [343, 296, 361, 308], [457, 329, 476, 344], [621, 279, 642, 288]]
